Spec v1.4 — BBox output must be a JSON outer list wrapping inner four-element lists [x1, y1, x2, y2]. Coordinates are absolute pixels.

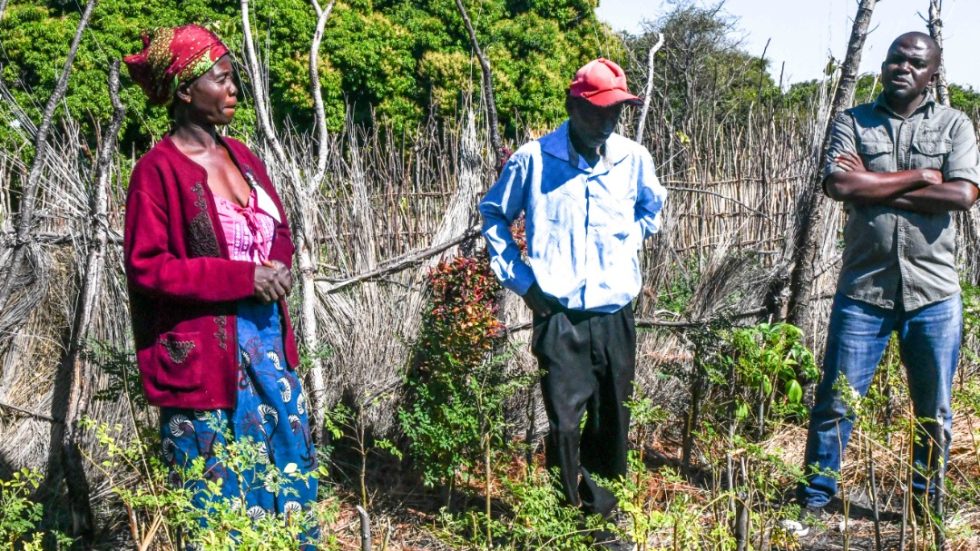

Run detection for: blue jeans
[[798, 293, 961, 507]]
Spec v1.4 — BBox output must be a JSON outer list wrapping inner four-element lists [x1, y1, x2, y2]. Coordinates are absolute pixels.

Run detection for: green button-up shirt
[[824, 94, 980, 310]]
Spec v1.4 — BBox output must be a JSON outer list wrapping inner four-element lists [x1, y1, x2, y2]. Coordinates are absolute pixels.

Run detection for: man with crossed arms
[[799, 32, 980, 521]]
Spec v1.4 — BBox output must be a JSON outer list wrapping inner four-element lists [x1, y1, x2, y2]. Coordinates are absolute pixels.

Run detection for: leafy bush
[[82, 418, 339, 550], [399, 253, 531, 491], [0, 468, 73, 550], [706, 322, 818, 437]]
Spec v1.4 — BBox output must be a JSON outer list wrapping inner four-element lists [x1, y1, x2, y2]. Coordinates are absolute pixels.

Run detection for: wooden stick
[[505, 307, 767, 333], [241, 0, 328, 443], [454, 0, 504, 166], [308, 0, 336, 186], [316, 226, 480, 292], [925, 0, 950, 106], [635, 32, 665, 141], [356, 505, 372, 551], [0, 400, 60, 423], [666, 186, 772, 218]]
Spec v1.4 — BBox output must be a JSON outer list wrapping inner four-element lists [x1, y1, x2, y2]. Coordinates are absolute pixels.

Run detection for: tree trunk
[[927, 0, 949, 106], [784, 0, 878, 328], [240, 0, 329, 442], [58, 60, 126, 541]]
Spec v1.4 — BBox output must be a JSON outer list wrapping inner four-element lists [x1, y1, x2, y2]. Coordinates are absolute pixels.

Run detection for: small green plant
[[0, 468, 42, 548], [323, 401, 402, 510], [86, 340, 145, 409], [0, 468, 73, 549], [960, 281, 980, 368], [626, 388, 670, 461], [81, 417, 339, 550], [435, 467, 596, 550], [656, 256, 701, 314], [713, 322, 819, 436]]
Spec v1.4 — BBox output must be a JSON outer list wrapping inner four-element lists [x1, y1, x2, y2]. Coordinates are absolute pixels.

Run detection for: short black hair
[[888, 32, 941, 70]]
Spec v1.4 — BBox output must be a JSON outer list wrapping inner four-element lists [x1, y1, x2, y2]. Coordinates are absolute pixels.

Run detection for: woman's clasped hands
[[253, 260, 291, 303]]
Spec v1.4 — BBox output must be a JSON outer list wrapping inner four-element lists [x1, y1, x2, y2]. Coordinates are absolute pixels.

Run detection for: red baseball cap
[[568, 58, 642, 107]]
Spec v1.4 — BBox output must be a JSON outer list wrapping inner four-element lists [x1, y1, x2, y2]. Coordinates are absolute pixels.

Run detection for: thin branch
[[665, 186, 772, 219], [309, 0, 335, 186], [454, 0, 504, 166], [0, 232, 122, 246], [505, 307, 768, 334], [316, 226, 480, 292], [635, 32, 665, 141], [0, 400, 60, 423]]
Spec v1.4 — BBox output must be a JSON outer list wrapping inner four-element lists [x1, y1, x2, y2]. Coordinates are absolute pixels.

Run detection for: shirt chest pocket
[[857, 140, 894, 173], [910, 136, 951, 171]]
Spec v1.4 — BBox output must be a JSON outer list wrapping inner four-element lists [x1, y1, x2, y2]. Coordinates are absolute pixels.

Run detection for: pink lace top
[[214, 190, 276, 265]]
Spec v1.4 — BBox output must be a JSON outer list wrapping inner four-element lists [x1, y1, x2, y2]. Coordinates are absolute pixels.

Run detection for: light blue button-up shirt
[[479, 121, 667, 313]]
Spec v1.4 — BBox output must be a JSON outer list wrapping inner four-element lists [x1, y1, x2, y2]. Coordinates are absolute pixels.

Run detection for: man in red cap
[[480, 58, 667, 546]]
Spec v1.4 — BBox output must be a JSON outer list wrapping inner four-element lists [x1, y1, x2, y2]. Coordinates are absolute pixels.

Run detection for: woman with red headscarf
[[123, 25, 318, 542]]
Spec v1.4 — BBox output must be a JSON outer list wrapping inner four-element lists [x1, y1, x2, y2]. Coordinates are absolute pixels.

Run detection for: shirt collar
[[540, 120, 631, 169], [873, 92, 936, 119]]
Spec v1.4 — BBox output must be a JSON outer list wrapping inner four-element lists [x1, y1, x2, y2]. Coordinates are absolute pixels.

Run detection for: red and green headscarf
[[124, 24, 229, 106]]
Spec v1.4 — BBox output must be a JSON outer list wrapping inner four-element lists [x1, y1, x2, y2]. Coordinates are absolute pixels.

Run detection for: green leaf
[[786, 380, 803, 404]]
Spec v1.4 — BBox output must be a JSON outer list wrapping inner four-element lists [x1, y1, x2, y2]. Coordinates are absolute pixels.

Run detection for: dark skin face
[[174, 55, 239, 127], [566, 96, 624, 164], [880, 32, 939, 116]]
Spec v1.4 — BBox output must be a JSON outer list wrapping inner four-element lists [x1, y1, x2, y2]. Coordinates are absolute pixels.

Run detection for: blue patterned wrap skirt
[[160, 299, 318, 540]]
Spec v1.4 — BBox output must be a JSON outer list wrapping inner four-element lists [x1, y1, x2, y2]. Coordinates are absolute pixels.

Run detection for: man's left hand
[[836, 152, 867, 173]]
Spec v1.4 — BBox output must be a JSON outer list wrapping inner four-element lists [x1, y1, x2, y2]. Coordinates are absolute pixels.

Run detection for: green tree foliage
[[783, 75, 980, 116], [0, 0, 621, 152], [949, 83, 980, 117], [853, 73, 883, 105], [622, 3, 780, 126]]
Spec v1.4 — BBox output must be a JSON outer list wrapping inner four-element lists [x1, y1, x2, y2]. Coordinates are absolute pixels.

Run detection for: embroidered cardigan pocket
[[155, 332, 203, 391]]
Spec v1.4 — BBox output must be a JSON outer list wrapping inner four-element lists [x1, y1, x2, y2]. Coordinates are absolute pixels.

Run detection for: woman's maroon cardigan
[[124, 135, 300, 410]]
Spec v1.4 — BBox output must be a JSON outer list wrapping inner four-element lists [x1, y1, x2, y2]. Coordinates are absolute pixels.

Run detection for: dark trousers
[[531, 303, 636, 518]]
